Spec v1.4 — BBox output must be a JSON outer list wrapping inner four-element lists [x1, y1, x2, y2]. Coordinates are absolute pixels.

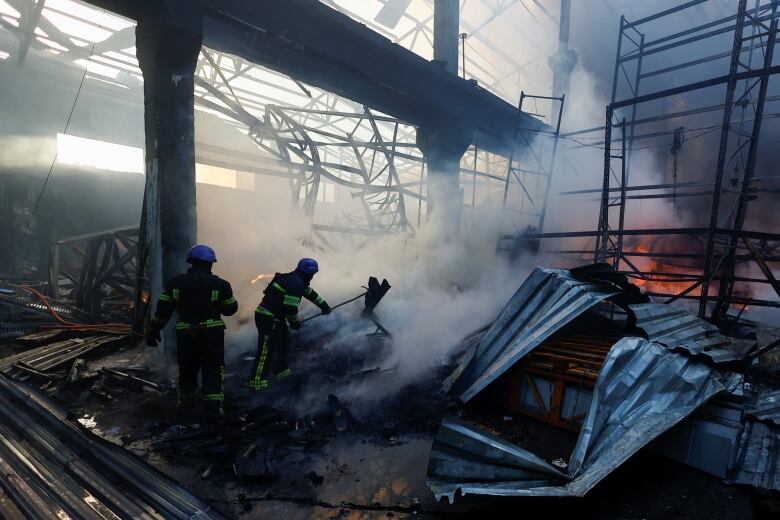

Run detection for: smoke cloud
[[181, 1, 779, 414], [195, 169, 538, 415]]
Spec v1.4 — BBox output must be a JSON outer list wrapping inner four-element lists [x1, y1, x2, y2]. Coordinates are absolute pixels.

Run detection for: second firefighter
[[248, 258, 331, 390]]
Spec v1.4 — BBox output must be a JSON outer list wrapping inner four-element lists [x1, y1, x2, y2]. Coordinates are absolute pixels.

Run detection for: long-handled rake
[[300, 277, 391, 324]]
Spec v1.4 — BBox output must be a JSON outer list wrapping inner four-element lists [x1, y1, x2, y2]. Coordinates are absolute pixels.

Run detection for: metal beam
[[612, 63, 780, 109], [16, 0, 45, 68], [715, 18, 778, 319], [504, 227, 780, 242], [743, 237, 780, 299], [700, 0, 750, 318], [83, 0, 548, 156]]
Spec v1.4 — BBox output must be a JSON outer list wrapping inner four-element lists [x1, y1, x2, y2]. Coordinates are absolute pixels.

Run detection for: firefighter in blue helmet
[[146, 245, 238, 422], [248, 258, 331, 390]]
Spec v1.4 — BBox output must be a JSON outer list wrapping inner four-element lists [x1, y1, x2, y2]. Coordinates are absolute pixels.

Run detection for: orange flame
[[624, 238, 701, 297], [250, 273, 274, 285]]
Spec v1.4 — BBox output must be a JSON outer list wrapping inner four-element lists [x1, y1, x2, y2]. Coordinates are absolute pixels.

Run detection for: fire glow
[[250, 273, 274, 285], [624, 243, 702, 297]]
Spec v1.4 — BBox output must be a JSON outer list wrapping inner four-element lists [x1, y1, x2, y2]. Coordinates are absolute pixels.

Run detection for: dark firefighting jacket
[[255, 271, 327, 324], [151, 265, 238, 331]]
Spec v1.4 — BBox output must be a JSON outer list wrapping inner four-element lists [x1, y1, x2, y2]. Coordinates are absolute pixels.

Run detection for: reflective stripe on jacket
[[255, 271, 327, 324], [151, 265, 238, 331]]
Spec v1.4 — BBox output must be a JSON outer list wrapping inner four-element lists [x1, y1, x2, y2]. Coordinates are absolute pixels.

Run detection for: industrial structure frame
[[596, 0, 780, 321], [505, 0, 780, 322], [193, 50, 422, 237], [48, 227, 140, 321], [193, 47, 562, 243], [500, 91, 564, 241], [0, 0, 568, 327]]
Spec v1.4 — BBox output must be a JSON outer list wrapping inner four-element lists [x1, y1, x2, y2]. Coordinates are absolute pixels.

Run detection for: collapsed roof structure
[[0, 0, 779, 516], [429, 265, 780, 502]]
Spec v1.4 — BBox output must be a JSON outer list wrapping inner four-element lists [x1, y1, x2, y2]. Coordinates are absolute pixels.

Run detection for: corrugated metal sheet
[[729, 419, 780, 490], [630, 303, 754, 363], [452, 267, 621, 403], [746, 390, 780, 425], [429, 337, 728, 501], [0, 373, 225, 518], [427, 418, 569, 502]]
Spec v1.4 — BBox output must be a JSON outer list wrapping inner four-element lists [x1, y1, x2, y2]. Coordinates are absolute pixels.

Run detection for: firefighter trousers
[[176, 328, 225, 420], [249, 314, 291, 390]]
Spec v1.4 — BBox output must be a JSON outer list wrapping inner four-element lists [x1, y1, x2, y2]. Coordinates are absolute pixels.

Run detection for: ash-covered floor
[[30, 326, 772, 520]]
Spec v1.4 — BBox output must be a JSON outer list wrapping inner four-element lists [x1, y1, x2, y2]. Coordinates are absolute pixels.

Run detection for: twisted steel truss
[[194, 50, 424, 237]]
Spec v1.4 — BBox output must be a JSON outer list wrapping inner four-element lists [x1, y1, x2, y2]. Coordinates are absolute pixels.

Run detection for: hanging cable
[[31, 43, 96, 220]]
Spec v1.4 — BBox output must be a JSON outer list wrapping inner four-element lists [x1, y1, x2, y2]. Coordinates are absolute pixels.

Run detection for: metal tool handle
[[299, 291, 367, 324]]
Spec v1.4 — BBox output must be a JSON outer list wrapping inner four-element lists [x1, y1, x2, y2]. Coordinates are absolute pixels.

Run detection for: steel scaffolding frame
[[598, 0, 780, 320], [500, 91, 564, 243], [504, 0, 780, 321]]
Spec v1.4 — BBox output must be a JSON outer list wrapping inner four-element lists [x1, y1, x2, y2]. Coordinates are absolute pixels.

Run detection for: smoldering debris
[[328, 394, 357, 433], [234, 439, 279, 482], [3, 264, 778, 518], [0, 308, 455, 503]]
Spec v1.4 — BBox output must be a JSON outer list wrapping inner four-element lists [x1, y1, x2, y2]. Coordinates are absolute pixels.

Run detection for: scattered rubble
[[234, 439, 279, 483], [428, 266, 780, 503], [0, 265, 778, 517]]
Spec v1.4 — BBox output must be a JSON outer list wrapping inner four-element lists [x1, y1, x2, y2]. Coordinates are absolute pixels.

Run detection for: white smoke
[[187, 0, 779, 414], [197, 173, 540, 414], [0, 135, 56, 170], [187, 3, 662, 413]]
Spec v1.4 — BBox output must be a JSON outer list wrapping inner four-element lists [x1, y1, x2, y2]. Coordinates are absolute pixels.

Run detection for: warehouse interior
[[0, 0, 779, 518]]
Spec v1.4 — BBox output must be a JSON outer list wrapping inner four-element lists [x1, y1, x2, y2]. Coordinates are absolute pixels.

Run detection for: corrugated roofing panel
[[630, 303, 754, 363], [0, 373, 225, 518], [429, 337, 728, 500], [427, 418, 569, 497], [453, 267, 620, 403]]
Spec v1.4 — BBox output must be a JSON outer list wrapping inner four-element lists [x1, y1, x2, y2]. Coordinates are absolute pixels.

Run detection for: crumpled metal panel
[[428, 338, 727, 501], [729, 419, 780, 490], [563, 338, 727, 494], [630, 303, 754, 363], [427, 418, 570, 502], [453, 267, 620, 403], [746, 390, 780, 426], [427, 418, 569, 502]]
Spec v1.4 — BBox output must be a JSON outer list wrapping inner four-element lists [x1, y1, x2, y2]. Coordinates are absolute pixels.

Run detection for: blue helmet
[[296, 258, 319, 274], [186, 244, 217, 264]]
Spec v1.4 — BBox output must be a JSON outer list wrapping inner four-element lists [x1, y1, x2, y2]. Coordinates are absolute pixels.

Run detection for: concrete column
[[417, 124, 472, 239], [433, 0, 459, 75], [428, 1, 466, 238], [136, 1, 201, 352], [136, 0, 202, 286], [548, 0, 577, 99]]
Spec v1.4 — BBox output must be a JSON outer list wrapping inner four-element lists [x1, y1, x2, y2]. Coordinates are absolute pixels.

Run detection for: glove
[[320, 303, 332, 315], [146, 329, 161, 347], [289, 320, 301, 331]]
